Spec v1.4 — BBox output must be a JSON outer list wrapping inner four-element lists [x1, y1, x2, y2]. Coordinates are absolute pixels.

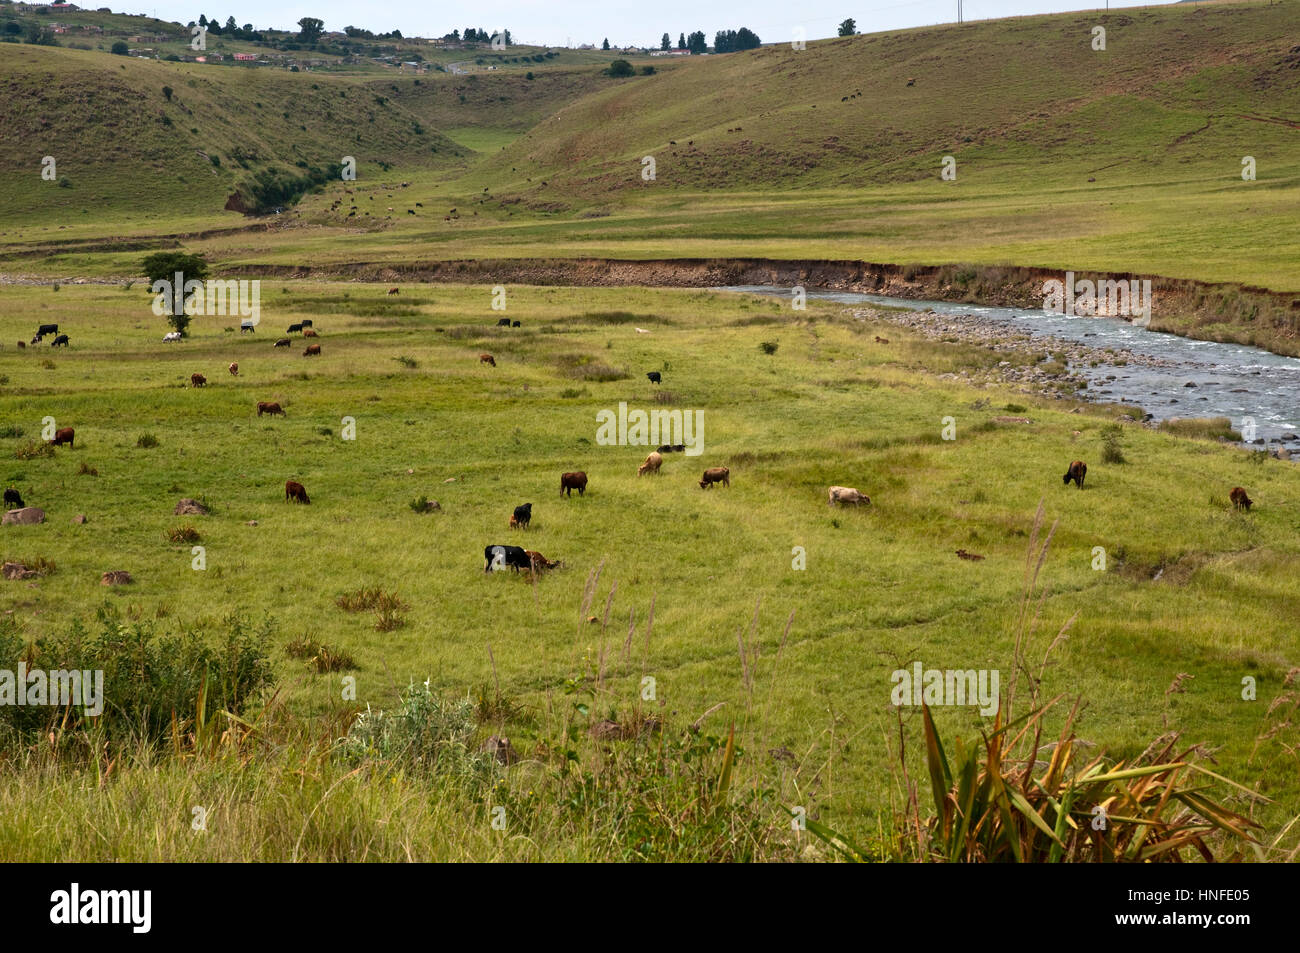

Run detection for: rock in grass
[[2, 507, 45, 525], [174, 498, 208, 516], [101, 570, 132, 586]]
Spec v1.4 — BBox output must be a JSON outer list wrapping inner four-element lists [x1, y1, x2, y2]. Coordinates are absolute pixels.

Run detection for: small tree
[[661, 32, 670, 51], [602, 37, 610, 50], [838, 18, 857, 36], [110, 40, 128, 55], [606, 59, 633, 77], [297, 17, 324, 43], [162, 85, 173, 101], [142, 252, 209, 336], [678, 32, 685, 50]]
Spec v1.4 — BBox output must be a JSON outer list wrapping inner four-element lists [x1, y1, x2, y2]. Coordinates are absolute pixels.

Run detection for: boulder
[[174, 498, 209, 516], [480, 735, 518, 765], [2, 507, 45, 526], [2, 562, 38, 580], [101, 570, 133, 586]]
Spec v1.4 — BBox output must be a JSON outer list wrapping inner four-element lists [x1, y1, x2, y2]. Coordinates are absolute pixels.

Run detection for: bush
[[759, 341, 779, 355], [166, 526, 201, 544], [341, 682, 490, 778], [136, 433, 159, 449], [111, 40, 128, 55], [605, 59, 634, 77], [394, 355, 418, 368], [409, 495, 438, 514], [0, 610, 273, 748], [14, 441, 54, 460], [1100, 424, 1127, 464], [286, 636, 356, 672]]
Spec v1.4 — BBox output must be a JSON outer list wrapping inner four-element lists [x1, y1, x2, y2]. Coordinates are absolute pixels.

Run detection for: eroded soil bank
[[228, 257, 1300, 357]]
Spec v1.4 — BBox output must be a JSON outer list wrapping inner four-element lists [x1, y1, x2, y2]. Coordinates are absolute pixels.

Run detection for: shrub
[[759, 341, 779, 355], [14, 441, 54, 460], [166, 526, 201, 544], [110, 40, 128, 55], [1100, 424, 1127, 464], [136, 433, 159, 448], [409, 495, 437, 514], [336, 587, 410, 631], [394, 355, 418, 368], [286, 636, 356, 672], [0, 425, 22, 439], [605, 59, 634, 77], [341, 682, 490, 778]]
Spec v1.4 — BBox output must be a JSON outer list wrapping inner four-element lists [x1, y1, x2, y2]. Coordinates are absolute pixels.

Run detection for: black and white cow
[[484, 544, 531, 573]]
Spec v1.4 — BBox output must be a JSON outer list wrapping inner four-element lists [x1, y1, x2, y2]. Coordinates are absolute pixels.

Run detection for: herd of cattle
[[4, 309, 1262, 584]]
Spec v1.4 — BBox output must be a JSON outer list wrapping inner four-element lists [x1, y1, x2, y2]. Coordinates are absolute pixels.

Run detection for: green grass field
[[1, 281, 1297, 859]]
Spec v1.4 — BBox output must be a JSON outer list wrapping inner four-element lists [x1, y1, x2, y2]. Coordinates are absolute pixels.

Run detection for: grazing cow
[[638, 451, 663, 476], [274, 338, 292, 348], [285, 480, 310, 504], [657, 444, 686, 454], [229, 362, 238, 376], [511, 502, 532, 529], [191, 373, 207, 387], [827, 485, 870, 506], [479, 353, 496, 367], [256, 401, 285, 417], [163, 331, 182, 343], [525, 550, 561, 573], [30, 335, 43, 345], [496, 318, 511, 327], [1063, 460, 1087, 489], [699, 466, 730, 489], [287, 323, 304, 334], [36, 324, 58, 337], [50, 427, 75, 448], [302, 328, 319, 338], [1230, 486, 1253, 511], [304, 344, 321, 356], [51, 334, 69, 347], [647, 371, 662, 384], [874, 336, 890, 344], [387, 287, 400, 295], [3, 488, 24, 510], [560, 471, 588, 497], [240, 320, 256, 333], [484, 544, 531, 573], [906, 77, 916, 86], [511, 320, 520, 328], [300, 320, 313, 328]]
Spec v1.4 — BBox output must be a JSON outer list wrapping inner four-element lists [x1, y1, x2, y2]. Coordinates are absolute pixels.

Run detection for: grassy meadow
[[1, 281, 1297, 859]]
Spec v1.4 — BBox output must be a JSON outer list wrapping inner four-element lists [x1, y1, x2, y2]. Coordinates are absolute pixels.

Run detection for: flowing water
[[722, 286, 1300, 445]]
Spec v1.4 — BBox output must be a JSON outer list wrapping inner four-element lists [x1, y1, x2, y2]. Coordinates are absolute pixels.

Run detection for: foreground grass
[[1, 282, 1297, 858]]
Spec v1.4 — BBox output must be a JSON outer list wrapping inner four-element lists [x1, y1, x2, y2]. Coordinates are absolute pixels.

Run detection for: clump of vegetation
[[286, 636, 357, 673], [1100, 424, 1127, 464], [394, 355, 418, 368], [0, 425, 23, 439], [409, 495, 438, 514], [136, 433, 160, 448], [2, 555, 56, 575], [315, 426, 333, 436], [336, 587, 410, 631], [14, 441, 54, 460], [341, 682, 489, 777], [555, 353, 627, 382], [1158, 417, 1239, 442], [166, 526, 201, 544], [758, 341, 779, 355]]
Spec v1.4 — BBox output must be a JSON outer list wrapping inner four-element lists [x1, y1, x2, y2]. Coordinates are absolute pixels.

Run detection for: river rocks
[[174, 498, 208, 516], [2, 506, 45, 525]]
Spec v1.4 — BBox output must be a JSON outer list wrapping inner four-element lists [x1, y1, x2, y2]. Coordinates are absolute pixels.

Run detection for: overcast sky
[[131, 0, 1182, 47]]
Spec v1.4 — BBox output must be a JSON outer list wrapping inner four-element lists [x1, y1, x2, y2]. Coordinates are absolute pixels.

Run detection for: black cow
[[287, 323, 304, 334], [484, 544, 531, 573], [657, 444, 686, 453], [3, 488, 24, 510], [240, 320, 256, 333], [51, 334, 69, 347], [274, 338, 292, 348], [511, 502, 532, 529], [496, 317, 511, 327], [300, 319, 313, 328], [647, 371, 662, 384], [36, 324, 58, 337], [511, 320, 520, 328]]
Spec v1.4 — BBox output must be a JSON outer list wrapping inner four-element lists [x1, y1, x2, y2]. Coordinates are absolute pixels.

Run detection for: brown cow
[[479, 353, 496, 367], [17, 341, 25, 349], [638, 451, 663, 476], [302, 328, 319, 338], [525, 550, 562, 573], [50, 427, 75, 448], [229, 362, 238, 376], [257, 401, 285, 417], [387, 287, 400, 295], [1063, 460, 1086, 489], [1230, 486, 1253, 511], [304, 344, 321, 356], [191, 373, 207, 387], [699, 467, 730, 489], [285, 480, 310, 504], [560, 471, 588, 497]]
